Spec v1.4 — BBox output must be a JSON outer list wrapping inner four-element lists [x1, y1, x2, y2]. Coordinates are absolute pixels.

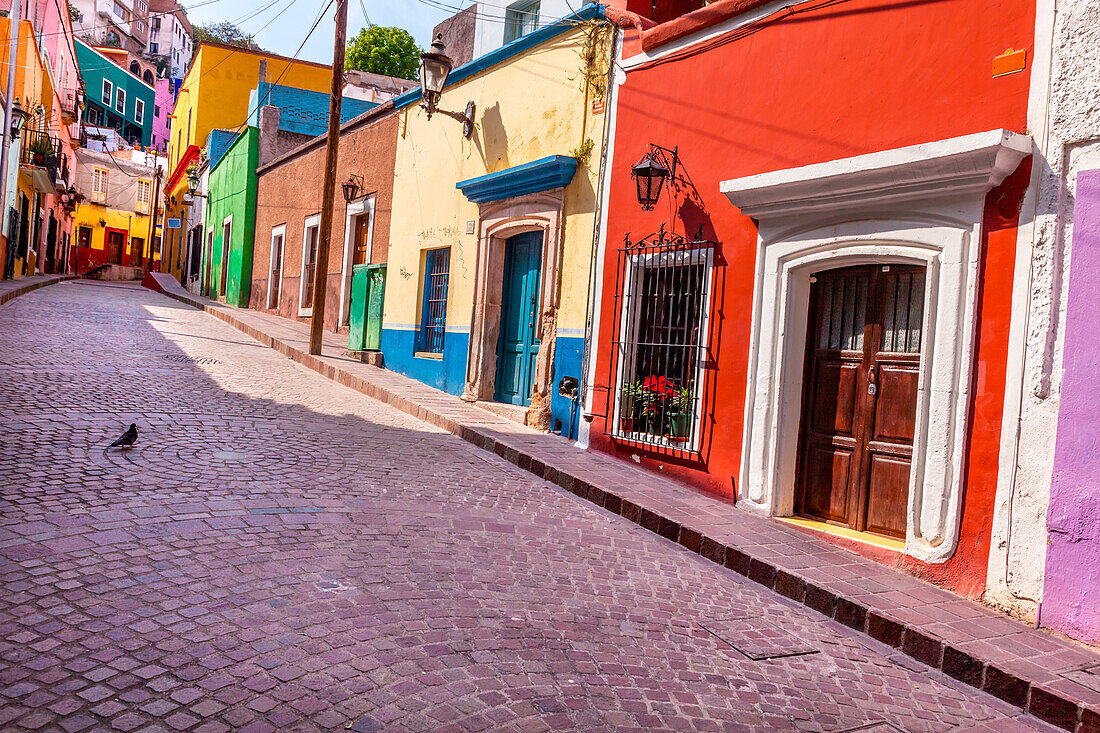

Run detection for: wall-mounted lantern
[[9, 97, 28, 138], [419, 34, 475, 139], [98, 218, 106, 227], [341, 174, 364, 203], [631, 144, 679, 210]]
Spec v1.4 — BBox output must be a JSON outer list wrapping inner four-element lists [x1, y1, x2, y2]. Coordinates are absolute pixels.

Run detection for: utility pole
[[149, 165, 163, 271], [309, 0, 347, 355], [1, 0, 21, 274]]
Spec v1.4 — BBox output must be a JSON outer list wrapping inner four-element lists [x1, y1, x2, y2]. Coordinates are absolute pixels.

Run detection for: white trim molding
[[338, 195, 376, 328], [267, 223, 286, 310], [722, 129, 1031, 563], [298, 213, 321, 317]]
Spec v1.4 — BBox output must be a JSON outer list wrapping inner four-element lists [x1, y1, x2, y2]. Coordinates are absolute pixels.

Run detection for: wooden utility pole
[[309, 0, 347, 355], [149, 165, 163, 271]]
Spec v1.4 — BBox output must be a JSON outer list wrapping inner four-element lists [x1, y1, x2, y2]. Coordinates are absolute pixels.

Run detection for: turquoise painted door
[[495, 232, 542, 406]]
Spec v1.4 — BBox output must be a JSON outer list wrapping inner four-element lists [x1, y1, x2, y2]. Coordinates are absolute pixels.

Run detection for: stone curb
[[148, 278, 1099, 733], [0, 275, 75, 306]]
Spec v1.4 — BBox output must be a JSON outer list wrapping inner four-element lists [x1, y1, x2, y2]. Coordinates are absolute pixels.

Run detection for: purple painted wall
[[1043, 168, 1100, 645], [152, 78, 173, 154]]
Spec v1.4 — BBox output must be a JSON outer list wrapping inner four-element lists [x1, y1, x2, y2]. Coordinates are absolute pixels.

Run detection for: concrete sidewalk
[[0, 274, 74, 306], [145, 272, 1100, 733]]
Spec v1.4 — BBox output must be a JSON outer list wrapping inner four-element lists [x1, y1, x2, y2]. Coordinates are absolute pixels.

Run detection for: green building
[[204, 127, 259, 307], [74, 40, 155, 147]]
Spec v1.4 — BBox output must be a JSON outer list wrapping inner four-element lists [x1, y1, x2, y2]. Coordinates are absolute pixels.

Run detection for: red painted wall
[[591, 0, 1034, 595]]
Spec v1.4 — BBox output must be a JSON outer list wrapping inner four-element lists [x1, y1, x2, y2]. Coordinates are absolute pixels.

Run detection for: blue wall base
[[381, 328, 469, 396]]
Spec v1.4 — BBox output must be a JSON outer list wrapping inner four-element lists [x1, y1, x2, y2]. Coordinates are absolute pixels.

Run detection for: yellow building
[[162, 42, 332, 280], [382, 8, 612, 438], [70, 149, 158, 272]]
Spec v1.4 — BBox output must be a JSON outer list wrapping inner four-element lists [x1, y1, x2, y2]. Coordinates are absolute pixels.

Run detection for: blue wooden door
[[495, 232, 542, 406]]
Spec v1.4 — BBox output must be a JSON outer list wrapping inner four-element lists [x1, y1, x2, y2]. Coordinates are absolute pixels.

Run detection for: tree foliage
[[345, 26, 420, 80], [193, 21, 257, 49]]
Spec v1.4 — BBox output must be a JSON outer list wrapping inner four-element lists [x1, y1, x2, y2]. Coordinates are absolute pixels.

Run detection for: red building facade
[[587, 0, 1036, 597]]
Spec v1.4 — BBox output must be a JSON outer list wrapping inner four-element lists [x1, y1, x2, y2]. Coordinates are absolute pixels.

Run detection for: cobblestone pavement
[[0, 281, 1057, 732]]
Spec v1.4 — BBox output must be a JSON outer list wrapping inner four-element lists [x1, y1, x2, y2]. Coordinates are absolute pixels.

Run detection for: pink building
[[152, 76, 172, 153]]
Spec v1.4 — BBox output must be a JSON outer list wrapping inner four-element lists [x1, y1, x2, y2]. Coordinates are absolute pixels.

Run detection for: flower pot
[[619, 394, 636, 433], [667, 412, 691, 442]]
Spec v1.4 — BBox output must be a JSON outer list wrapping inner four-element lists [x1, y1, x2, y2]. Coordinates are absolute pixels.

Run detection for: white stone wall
[[987, 0, 1100, 618]]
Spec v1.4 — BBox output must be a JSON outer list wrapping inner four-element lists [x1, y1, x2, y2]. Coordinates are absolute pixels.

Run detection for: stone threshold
[[0, 274, 75, 306], [144, 272, 1100, 733]]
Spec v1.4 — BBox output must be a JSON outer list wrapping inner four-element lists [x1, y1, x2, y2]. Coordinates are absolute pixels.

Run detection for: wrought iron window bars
[[608, 225, 718, 459]]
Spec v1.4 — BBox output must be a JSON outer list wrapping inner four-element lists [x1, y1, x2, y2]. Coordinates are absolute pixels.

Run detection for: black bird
[[109, 423, 138, 449]]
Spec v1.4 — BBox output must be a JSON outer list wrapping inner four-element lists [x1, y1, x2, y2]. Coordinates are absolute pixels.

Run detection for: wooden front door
[[795, 264, 925, 539], [106, 229, 126, 265], [352, 214, 370, 266], [495, 232, 542, 406]]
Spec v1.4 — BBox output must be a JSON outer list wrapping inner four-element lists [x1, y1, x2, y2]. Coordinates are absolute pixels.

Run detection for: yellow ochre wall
[[72, 202, 156, 258], [386, 27, 607, 338]]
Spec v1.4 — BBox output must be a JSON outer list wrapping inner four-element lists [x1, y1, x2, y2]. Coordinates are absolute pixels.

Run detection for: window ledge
[[414, 351, 443, 361]]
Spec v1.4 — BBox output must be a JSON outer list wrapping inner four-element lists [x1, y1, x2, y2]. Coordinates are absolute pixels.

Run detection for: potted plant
[[619, 380, 647, 433], [667, 385, 694, 443], [642, 375, 677, 437], [28, 135, 52, 166]]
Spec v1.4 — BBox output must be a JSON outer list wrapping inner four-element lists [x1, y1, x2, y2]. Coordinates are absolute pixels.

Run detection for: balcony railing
[[20, 130, 62, 183]]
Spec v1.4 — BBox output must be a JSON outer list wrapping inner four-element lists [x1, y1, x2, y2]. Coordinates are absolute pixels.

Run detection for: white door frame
[[338, 195, 376, 327], [220, 215, 232, 297], [267, 223, 286, 310], [721, 129, 1031, 563], [298, 213, 321, 317]]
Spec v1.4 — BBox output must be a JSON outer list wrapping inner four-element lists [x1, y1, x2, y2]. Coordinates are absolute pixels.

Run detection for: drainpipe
[[576, 24, 621, 447], [1, 0, 21, 262]]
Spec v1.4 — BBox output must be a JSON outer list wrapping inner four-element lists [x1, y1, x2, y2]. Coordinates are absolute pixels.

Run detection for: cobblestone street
[[0, 281, 1058, 732]]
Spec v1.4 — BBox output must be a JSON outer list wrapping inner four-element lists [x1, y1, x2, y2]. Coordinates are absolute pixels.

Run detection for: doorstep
[[475, 400, 528, 426], [144, 272, 1100, 733]]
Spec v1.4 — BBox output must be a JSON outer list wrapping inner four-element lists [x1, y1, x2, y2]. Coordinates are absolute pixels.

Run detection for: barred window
[[417, 248, 450, 355], [610, 230, 715, 456]]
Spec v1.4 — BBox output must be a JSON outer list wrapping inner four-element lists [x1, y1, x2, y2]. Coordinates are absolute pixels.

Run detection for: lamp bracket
[[648, 144, 679, 184], [421, 100, 476, 138]]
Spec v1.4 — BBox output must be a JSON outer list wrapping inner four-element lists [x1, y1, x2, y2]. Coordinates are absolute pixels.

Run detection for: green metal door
[[365, 265, 386, 351], [348, 264, 371, 351]]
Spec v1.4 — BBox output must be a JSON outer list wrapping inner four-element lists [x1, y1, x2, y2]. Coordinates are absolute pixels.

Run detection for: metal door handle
[[867, 365, 877, 396]]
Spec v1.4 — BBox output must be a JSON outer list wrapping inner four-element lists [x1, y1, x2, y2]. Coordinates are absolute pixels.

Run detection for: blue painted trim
[[381, 328, 468, 395], [393, 4, 605, 112], [457, 155, 578, 203], [550, 336, 584, 440]]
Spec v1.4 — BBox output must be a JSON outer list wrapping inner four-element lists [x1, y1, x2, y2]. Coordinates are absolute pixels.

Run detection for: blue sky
[[184, 0, 468, 65]]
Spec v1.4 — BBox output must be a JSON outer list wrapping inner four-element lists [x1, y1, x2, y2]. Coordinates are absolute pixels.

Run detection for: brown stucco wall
[[250, 108, 398, 333]]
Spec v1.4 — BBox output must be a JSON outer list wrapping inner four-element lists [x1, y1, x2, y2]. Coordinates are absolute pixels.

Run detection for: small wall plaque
[[992, 48, 1026, 77], [466, 220, 475, 235]]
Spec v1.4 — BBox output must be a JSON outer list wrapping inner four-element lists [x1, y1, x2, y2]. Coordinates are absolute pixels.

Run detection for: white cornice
[[720, 129, 1032, 218]]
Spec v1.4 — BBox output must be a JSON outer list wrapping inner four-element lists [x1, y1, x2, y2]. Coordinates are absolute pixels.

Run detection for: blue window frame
[[417, 247, 450, 354]]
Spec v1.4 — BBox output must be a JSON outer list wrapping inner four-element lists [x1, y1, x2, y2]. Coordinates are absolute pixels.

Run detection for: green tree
[[345, 26, 420, 80], [193, 21, 258, 50]]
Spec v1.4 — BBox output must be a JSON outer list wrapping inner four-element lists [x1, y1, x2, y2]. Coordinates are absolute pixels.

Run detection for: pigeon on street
[[109, 423, 138, 449]]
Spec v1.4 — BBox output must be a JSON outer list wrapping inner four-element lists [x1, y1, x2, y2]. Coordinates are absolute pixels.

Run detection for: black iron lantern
[[341, 174, 364, 203], [9, 97, 28, 138], [419, 34, 453, 112], [630, 144, 680, 210], [186, 169, 200, 193], [631, 154, 668, 211]]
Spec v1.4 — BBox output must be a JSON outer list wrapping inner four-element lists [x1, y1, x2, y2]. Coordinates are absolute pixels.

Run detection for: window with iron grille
[[417, 247, 450, 354], [609, 229, 716, 456]]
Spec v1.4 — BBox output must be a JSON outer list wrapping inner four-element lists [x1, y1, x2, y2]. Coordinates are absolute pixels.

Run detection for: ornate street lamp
[[418, 34, 475, 139], [9, 97, 28, 138], [341, 174, 364, 203], [630, 144, 680, 210]]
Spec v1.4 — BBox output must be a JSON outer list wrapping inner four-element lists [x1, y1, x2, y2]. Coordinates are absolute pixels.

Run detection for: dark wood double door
[[795, 264, 925, 540]]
